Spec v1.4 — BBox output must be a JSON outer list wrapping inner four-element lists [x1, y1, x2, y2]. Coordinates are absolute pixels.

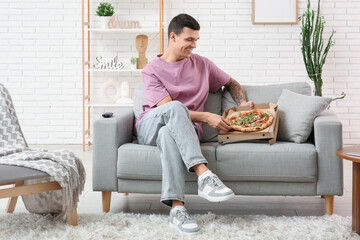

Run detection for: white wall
[[0, 0, 359, 145]]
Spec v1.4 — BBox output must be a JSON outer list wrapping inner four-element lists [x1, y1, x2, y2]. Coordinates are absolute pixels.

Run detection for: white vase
[[116, 81, 134, 105], [130, 64, 136, 70], [99, 16, 112, 29]]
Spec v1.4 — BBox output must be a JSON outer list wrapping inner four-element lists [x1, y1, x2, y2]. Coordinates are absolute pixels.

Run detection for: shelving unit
[[81, 0, 164, 151]]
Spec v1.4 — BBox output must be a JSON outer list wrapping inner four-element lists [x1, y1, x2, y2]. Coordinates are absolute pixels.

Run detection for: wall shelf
[[85, 102, 134, 108], [87, 68, 142, 72], [88, 28, 159, 34]]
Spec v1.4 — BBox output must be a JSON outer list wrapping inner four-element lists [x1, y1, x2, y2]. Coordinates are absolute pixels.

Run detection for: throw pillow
[[276, 89, 332, 143]]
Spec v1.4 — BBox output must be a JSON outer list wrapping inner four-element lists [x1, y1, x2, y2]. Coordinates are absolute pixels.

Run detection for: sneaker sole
[[168, 222, 199, 235], [198, 190, 235, 202]]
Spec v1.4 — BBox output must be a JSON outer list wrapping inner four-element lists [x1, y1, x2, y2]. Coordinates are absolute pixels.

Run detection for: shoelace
[[204, 174, 225, 189], [174, 209, 192, 224]]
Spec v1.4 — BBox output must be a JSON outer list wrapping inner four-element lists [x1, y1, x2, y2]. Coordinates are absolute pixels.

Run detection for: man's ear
[[169, 32, 176, 43]]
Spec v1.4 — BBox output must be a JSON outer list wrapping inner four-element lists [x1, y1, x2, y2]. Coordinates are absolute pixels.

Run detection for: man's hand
[[240, 100, 255, 108], [206, 113, 232, 132]]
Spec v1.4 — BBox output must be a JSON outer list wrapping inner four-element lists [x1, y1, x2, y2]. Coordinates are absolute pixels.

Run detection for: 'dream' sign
[[108, 16, 141, 29]]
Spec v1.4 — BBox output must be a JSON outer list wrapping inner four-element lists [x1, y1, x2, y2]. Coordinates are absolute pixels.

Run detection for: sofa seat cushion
[[117, 142, 218, 181], [216, 141, 317, 182]]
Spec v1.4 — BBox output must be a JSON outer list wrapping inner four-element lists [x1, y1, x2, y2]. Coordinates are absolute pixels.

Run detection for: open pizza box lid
[[218, 102, 279, 145]]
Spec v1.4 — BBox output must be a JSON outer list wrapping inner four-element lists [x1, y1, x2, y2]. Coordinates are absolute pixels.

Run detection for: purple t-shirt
[[136, 53, 231, 140]]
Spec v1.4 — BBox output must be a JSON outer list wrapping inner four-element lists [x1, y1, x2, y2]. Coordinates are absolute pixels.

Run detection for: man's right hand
[[206, 113, 232, 132]]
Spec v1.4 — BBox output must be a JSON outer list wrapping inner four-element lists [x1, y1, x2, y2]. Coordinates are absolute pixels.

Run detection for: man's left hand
[[240, 101, 255, 108]]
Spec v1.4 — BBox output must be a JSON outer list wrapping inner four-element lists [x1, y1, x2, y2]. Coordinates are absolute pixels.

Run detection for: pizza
[[226, 109, 274, 132]]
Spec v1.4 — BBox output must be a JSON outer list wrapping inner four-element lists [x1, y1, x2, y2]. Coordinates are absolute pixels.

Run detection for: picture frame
[[252, 0, 298, 25]]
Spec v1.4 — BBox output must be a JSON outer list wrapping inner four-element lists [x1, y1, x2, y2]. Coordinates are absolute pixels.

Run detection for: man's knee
[[165, 101, 188, 115]]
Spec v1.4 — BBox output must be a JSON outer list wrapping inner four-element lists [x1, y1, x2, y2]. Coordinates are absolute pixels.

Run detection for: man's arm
[[224, 78, 254, 108], [156, 95, 172, 107], [156, 96, 232, 132]]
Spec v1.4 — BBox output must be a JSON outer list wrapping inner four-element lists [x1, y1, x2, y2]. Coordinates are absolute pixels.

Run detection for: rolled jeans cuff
[[161, 196, 185, 207], [187, 160, 208, 173]]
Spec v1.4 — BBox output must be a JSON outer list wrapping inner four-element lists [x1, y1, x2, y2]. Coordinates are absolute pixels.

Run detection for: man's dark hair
[[167, 14, 200, 40]]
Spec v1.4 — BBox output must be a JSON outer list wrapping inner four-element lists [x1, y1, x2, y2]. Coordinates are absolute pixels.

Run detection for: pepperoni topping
[[263, 115, 270, 123]]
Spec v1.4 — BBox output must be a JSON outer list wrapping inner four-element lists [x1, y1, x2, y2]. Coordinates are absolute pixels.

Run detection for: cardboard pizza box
[[218, 102, 279, 145]]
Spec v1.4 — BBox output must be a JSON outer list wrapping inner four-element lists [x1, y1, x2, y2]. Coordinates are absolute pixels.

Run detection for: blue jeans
[[137, 101, 208, 207]]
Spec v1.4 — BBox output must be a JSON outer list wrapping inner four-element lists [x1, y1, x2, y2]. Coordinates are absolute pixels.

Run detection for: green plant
[[299, 0, 345, 101], [130, 57, 137, 65], [96, 2, 114, 17]]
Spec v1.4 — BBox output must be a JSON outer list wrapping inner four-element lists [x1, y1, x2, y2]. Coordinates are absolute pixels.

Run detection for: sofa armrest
[[92, 108, 134, 191], [314, 109, 343, 196]]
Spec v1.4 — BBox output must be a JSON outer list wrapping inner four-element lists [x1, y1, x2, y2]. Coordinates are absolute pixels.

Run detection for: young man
[[136, 14, 254, 235]]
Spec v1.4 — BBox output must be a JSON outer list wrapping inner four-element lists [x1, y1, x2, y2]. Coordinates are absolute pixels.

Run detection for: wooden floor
[[0, 145, 354, 217]]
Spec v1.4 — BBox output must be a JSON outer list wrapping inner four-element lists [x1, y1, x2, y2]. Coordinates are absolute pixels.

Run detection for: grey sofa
[[93, 82, 343, 214]]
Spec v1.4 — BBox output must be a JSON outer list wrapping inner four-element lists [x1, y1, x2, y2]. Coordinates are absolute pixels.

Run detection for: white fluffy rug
[[0, 212, 359, 240]]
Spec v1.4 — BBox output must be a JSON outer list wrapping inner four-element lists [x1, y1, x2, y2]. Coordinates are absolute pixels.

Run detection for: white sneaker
[[198, 173, 234, 202], [169, 207, 200, 235]]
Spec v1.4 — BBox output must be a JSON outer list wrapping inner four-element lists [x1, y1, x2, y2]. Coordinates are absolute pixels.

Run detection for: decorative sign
[[108, 16, 141, 29], [93, 56, 124, 70]]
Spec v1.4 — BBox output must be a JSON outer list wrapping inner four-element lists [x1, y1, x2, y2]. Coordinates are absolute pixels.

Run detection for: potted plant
[[299, 0, 345, 101], [96, 2, 115, 29], [130, 57, 137, 70]]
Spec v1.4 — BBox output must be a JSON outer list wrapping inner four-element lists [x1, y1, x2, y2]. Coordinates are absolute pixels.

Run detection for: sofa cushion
[[222, 82, 311, 112], [134, 83, 147, 122], [276, 89, 332, 143], [216, 141, 317, 182], [201, 90, 223, 142], [117, 142, 218, 181]]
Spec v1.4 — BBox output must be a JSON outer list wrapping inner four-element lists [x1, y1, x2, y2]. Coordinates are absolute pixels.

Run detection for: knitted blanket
[[0, 83, 86, 219]]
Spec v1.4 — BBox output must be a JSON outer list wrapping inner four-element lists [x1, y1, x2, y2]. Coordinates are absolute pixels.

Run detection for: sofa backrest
[[222, 82, 311, 113], [133, 81, 311, 142]]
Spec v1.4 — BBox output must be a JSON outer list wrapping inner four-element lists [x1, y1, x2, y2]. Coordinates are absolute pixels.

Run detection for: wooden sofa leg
[[67, 205, 78, 226], [123, 193, 129, 196], [325, 195, 334, 215], [5, 181, 24, 213], [102, 191, 111, 213]]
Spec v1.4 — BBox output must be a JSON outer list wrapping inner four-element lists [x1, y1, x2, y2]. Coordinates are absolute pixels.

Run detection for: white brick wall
[[1, 0, 359, 145]]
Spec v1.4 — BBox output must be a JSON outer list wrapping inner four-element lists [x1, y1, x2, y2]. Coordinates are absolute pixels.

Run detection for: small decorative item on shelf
[[299, 0, 346, 101], [108, 16, 141, 29], [116, 81, 134, 105], [93, 56, 124, 70], [130, 57, 137, 70], [96, 2, 115, 29], [99, 78, 122, 103], [136, 34, 148, 69]]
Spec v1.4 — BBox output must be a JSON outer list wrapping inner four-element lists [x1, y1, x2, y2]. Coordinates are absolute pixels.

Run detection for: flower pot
[[99, 16, 112, 29], [130, 64, 136, 70]]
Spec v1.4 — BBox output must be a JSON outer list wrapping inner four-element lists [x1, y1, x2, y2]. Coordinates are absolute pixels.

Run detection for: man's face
[[171, 27, 200, 59]]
